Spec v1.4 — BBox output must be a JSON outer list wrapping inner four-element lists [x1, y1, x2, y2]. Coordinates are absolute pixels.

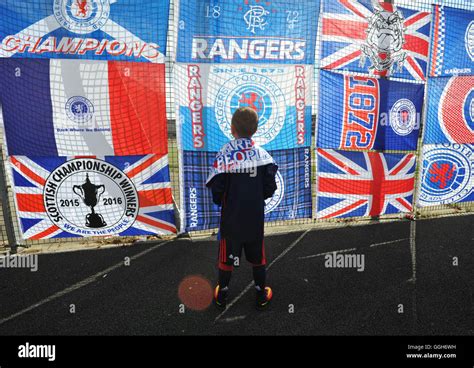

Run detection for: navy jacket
[[207, 163, 278, 242]]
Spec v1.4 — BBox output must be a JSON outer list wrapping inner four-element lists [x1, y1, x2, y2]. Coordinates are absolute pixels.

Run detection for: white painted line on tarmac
[[298, 247, 357, 260], [0, 239, 176, 327], [215, 229, 311, 323], [298, 238, 409, 260], [221, 315, 247, 323], [409, 221, 417, 284]]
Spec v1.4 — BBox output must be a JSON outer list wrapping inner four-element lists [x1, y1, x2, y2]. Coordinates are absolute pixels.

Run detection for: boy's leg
[[218, 262, 233, 289], [252, 264, 266, 291], [214, 237, 242, 309], [245, 239, 273, 309]]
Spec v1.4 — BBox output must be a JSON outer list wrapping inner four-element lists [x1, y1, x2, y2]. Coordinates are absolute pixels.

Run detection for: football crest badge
[[466, 21, 474, 62], [53, 0, 111, 34]]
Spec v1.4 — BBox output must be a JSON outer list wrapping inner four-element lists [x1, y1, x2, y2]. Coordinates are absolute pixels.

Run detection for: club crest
[[419, 145, 473, 206], [243, 5, 270, 34], [65, 96, 94, 124], [53, 0, 111, 34], [466, 21, 474, 62], [215, 72, 286, 146], [265, 171, 284, 214], [390, 99, 417, 136]]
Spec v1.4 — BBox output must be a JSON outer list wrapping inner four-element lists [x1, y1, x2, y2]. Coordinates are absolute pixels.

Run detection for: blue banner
[[430, 5, 474, 77], [177, 0, 319, 64], [424, 76, 474, 145], [176, 64, 313, 152], [418, 144, 474, 207], [317, 71, 424, 151], [182, 147, 312, 232], [321, 0, 431, 81], [0, 0, 169, 62]]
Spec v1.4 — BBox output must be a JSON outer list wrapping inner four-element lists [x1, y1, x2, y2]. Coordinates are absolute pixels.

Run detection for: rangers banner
[[0, 0, 169, 63], [317, 71, 424, 151], [0, 58, 168, 156], [424, 76, 474, 145], [9, 154, 176, 239], [177, 0, 319, 64], [176, 63, 313, 151], [321, 0, 431, 81], [430, 6, 474, 77], [316, 149, 416, 219], [182, 147, 312, 232], [418, 144, 474, 207]]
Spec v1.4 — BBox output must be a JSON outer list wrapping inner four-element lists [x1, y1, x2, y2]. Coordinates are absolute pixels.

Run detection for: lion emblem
[[360, 0, 407, 76]]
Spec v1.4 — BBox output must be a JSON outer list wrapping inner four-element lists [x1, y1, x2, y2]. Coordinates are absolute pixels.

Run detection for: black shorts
[[218, 237, 266, 267]]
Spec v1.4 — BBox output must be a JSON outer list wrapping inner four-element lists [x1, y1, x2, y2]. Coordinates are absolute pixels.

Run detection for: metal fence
[[0, 0, 473, 249]]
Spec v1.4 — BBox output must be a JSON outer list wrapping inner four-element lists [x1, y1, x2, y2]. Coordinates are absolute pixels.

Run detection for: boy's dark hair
[[231, 107, 258, 138]]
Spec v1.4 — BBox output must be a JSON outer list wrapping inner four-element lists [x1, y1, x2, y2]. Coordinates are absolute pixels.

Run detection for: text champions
[[1, 36, 160, 60]]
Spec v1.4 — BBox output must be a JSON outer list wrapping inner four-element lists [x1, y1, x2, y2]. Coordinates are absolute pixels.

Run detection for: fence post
[[0, 154, 21, 253]]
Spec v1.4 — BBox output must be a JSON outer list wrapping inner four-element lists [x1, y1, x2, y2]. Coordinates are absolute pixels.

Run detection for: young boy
[[206, 107, 278, 310]]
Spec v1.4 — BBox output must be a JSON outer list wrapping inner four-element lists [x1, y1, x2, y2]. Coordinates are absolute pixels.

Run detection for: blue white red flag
[[9, 154, 176, 239], [321, 0, 431, 81], [0, 59, 168, 156], [430, 5, 474, 77], [316, 149, 416, 219], [0, 0, 169, 62], [317, 71, 424, 151], [177, 0, 319, 64], [424, 75, 474, 145]]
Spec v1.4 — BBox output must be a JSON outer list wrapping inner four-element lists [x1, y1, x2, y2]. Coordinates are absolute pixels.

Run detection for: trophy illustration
[[73, 174, 107, 228]]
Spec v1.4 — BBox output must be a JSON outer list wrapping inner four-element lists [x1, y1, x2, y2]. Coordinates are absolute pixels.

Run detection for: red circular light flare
[[178, 275, 213, 311]]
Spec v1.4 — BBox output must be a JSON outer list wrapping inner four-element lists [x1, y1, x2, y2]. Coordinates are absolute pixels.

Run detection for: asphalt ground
[[0, 215, 472, 336]]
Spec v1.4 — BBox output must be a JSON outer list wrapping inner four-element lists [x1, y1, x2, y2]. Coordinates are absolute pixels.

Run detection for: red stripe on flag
[[404, 34, 429, 58], [322, 18, 367, 40], [11, 157, 46, 186], [390, 155, 413, 176], [16, 194, 45, 212], [404, 12, 430, 28], [368, 153, 386, 217], [30, 225, 60, 240], [126, 155, 161, 179], [108, 62, 168, 156], [318, 177, 415, 197], [339, 0, 367, 19], [396, 197, 413, 212], [136, 215, 176, 234], [430, 6, 441, 76], [406, 56, 426, 81], [138, 188, 173, 207], [323, 50, 362, 70]]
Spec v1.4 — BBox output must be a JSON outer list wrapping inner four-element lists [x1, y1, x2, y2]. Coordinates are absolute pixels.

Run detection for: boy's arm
[[208, 174, 227, 206], [263, 163, 278, 200]]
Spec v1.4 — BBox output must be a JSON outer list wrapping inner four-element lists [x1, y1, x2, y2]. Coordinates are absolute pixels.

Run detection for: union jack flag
[[316, 149, 416, 219], [321, 0, 431, 81], [9, 154, 176, 240]]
